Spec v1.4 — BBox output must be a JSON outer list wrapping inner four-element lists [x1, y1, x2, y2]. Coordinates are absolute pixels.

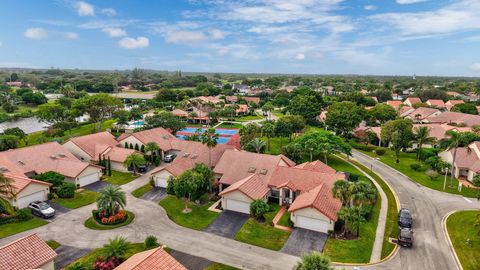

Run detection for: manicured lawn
[[360, 148, 478, 198], [277, 210, 292, 227], [446, 211, 480, 270], [0, 218, 49, 239], [131, 183, 153, 198], [66, 243, 144, 270], [159, 195, 219, 230], [53, 190, 99, 209], [46, 239, 61, 250], [236, 115, 263, 122], [263, 136, 290, 155], [204, 263, 240, 270], [84, 211, 135, 230], [234, 204, 291, 251], [103, 171, 137, 185], [217, 122, 243, 129]]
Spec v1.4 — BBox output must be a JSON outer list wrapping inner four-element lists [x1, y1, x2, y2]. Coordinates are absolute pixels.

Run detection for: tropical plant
[[248, 138, 266, 153], [0, 174, 15, 214], [412, 126, 435, 160], [144, 235, 160, 249], [262, 122, 275, 151], [102, 236, 131, 259], [332, 180, 353, 207], [144, 142, 160, 163], [381, 119, 414, 163], [296, 252, 333, 270], [96, 186, 127, 217], [200, 128, 218, 167], [123, 153, 146, 175], [442, 131, 467, 187], [250, 199, 270, 220], [351, 181, 376, 206]]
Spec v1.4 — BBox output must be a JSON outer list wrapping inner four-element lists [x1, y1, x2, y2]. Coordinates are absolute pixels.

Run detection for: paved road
[[346, 150, 480, 270]]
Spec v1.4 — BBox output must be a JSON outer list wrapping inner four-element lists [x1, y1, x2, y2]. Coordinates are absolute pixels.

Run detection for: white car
[[28, 201, 56, 218]]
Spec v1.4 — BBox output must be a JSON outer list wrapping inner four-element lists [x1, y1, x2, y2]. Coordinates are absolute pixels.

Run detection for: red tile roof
[[445, 100, 465, 111], [5, 173, 51, 196], [426, 99, 445, 108], [219, 174, 270, 200], [243, 97, 261, 104], [67, 132, 118, 158], [0, 234, 57, 270], [295, 160, 337, 174], [118, 127, 178, 151], [115, 247, 186, 270], [404, 97, 421, 105], [102, 146, 137, 163], [270, 166, 345, 192], [172, 109, 188, 117], [288, 183, 342, 221], [386, 100, 403, 108], [404, 107, 440, 120], [427, 111, 480, 127]]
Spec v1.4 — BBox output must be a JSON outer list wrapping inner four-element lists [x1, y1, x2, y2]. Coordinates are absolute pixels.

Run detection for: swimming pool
[[179, 127, 238, 136], [176, 135, 230, 144], [132, 121, 145, 126]]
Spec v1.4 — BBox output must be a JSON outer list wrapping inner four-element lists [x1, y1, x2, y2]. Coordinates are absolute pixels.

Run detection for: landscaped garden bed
[[84, 210, 135, 230], [446, 210, 480, 270]]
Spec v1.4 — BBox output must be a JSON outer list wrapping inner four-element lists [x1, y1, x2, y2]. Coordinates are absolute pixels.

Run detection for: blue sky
[[1, 0, 480, 76]]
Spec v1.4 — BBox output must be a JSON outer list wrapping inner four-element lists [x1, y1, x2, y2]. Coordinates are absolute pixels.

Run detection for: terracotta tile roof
[[288, 183, 342, 221], [270, 166, 345, 192], [404, 97, 421, 105], [244, 97, 261, 104], [225, 104, 249, 113], [427, 111, 480, 127], [115, 247, 186, 270], [67, 132, 118, 158], [386, 100, 403, 108], [5, 173, 51, 196], [445, 100, 465, 111], [191, 96, 223, 104], [0, 234, 57, 270], [447, 91, 460, 97], [219, 174, 270, 200], [399, 106, 414, 116], [118, 128, 178, 151], [102, 146, 137, 163], [214, 150, 295, 185], [404, 107, 440, 120], [426, 99, 446, 108], [446, 146, 480, 172], [0, 142, 97, 178], [172, 109, 188, 117], [224, 96, 238, 102], [295, 160, 337, 174]]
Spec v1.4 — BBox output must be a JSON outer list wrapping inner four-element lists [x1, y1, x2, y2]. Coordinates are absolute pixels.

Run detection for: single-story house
[[0, 142, 103, 187], [0, 234, 57, 270], [2, 174, 51, 209], [403, 107, 441, 123], [439, 141, 480, 182], [64, 132, 137, 172], [426, 111, 480, 127], [386, 100, 403, 110], [225, 104, 249, 115], [243, 96, 261, 104], [445, 100, 464, 111], [115, 247, 186, 270], [117, 127, 178, 159], [426, 99, 446, 109], [403, 97, 422, 107]]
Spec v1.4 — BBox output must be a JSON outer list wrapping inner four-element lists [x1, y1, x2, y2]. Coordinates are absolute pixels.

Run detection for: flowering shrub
[[94, 257, 121, 270], [93, 210, 127, 225]]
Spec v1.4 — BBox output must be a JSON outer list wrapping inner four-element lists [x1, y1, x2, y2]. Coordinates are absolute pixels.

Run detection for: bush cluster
[[92, 210, 128, 225], [0, 208, 33, 225], [349, 141, 377, 152]]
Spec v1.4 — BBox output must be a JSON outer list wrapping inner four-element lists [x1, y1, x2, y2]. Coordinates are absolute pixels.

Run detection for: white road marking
[[463, 197, 472, 203]]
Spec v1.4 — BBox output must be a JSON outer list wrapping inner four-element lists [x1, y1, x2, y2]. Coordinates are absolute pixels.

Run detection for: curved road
[[349, 150, 480, 270]]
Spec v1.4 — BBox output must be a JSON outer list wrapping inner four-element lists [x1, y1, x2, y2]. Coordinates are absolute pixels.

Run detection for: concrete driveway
[[140, 187, 167, 203], [281, 228, 328, 257], [47, 202, 71, 221], [83, 181, 116, 192], [203, 211, 249, 238], [54, 245, 92, 269], [170, 249, 212, 270]]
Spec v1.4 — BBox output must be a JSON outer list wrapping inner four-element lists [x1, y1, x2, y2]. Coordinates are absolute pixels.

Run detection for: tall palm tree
[[332, 180, 352, 207], [144, 142, 160, 163], [442, 131, 465, 187], [338, 207, 354, 236], [262, 122, 275, 151], [0, 174, 15, 215], [102, 236, 131, 260], [305, 139, 317, 162], [296, 251, 333, 270], [413, 126, 435, 160], [123, 153, 146, 175], [352, 181, 377, 206], [350, 206, 367, 237], [248, 138, 266, 153], [97, 185, 127, 216], [200, 128, 218, 168]]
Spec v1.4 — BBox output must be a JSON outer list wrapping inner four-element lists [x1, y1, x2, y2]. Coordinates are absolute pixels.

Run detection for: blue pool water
[[133, 121, 145, 126], [179, 127, 238, 136], [176, 135, 230, 144]]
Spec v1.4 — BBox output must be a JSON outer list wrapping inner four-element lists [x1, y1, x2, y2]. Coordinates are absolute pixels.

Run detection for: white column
[[279, 189, 283, 206], [289, 189, 293, 204]]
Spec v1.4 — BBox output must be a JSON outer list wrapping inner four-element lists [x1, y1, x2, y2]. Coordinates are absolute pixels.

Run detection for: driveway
[[170, 249, 212, 270], [83, 181, 116, 192], [47, 202, 71, 221], [54, 245, 92, 269], [140, 187, 167, 203], [281, 228, 328, 257], [203, 210, 249, 238]]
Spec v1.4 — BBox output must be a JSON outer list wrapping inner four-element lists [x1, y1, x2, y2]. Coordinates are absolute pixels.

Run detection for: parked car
[[398, 208, 412, 228], [164, 154, 177, 163], [398, 228, 414, 247], [28, 201, 55, 218], [138, 165, 148, 173]]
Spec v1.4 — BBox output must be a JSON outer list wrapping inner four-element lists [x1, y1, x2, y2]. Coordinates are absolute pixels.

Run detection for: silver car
[[28, 201, 55, 218]]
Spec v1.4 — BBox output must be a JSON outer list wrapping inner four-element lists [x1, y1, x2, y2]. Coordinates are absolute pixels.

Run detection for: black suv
[[398, 228, 414, 247], [398, 208, 412, 229]]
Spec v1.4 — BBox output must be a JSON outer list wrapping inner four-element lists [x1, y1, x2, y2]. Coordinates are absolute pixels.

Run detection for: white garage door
[[154, 177, 168, 188], [78, 173, 100, 187], [224, 199, 250, 214], [295, 215, 330, 233], [17, 191, 47, 209]]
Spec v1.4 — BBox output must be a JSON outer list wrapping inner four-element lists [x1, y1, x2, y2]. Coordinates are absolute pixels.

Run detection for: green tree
[[72, 93, 122, 131], [123, 153, 146, 175], [240, 123, 261, 148], [287, 93, 322, 121], [451, 103, 478, 115], [102, 236, 130, 260], [3, 127, 26, 141], [262, 102, 275, 120], [0, 135, 19, 151], [145, 142, 160, 163], [412, 126, 435, 160], [0, 174, 15, 215], [282, 143, 303, 163], [250, 199, 270, 220], [37, 103, 70, 125], [295, 130, 352, 164], [296, 252, 333, 270], [442, 131, 471, 187], [381, 119, 414, 163], [262, 122, 275, 151], [369, 103, 397, 124], [200, 128, 219, 167], [332, 180, 353, 207], [248, 138, 266, 153], [97, 186, 127, 217], [144, 235, 160, 250], [325, 101, 365, 137], [145, 112, 186, 135]]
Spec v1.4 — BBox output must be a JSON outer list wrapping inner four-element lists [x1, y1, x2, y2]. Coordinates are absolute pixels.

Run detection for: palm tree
[[262, 122, 275, 151], [200, 128, 218, 168], [123, 153, 146, 175], [332, 180, 352, 207], [0, 174, 15, 215], [248, 138, 266, 153], [304, 139, 317, 162], [102, 236, 131, 260], [442, 131, 465, 187], [352, 181, 377, 206], [97, 185, 126, 217], [144, 142, 160, 163], [350, 206, 367, 237], [338, 207, 354, 236], [296, 251, 333, 270], [413, 126, 435, 160]]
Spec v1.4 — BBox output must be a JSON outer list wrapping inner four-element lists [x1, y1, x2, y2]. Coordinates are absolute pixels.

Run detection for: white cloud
[[102, 27, 127, 37], [75, 1, 95, 16], [209, 29, 225, 40], [364, 5, 377, 11], [65, 32, 79, 40], [0, 41, 2, 47], [118, 37, 149, 49], [101, 8, 116, 17], [295, 53, 305, 60], [396, 0, 428, 4], [24, 27, 48, 40], [165, 30, 207, 44], [470, 63, 480, 72]]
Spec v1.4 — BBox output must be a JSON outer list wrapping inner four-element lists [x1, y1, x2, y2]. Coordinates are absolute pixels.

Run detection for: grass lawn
[[84, 211, 135, 230], [360, 148, 478, 198], [131, 183, 153, 198], [217, 122, 243, 129], [277, 210, 292, 227], [264, 136, 290, 155], [53, 190, 99, 209], [204, 263, 240, 270], [103, 171, 138, 185], [66, 243, 144, 269], [446, 210, 480, 270], [234, 204, 291, 251], [159, 195, 219, 230], [46, 239, 61, 250], [0, 218, 49, 239], [236, 115, 263, 122]]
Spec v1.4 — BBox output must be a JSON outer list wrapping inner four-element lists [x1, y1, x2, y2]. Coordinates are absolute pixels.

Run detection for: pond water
[[0, 117, 49, 134]]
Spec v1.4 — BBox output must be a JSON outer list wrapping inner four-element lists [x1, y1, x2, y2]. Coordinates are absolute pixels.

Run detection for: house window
[[270, 190, 279, 198]]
